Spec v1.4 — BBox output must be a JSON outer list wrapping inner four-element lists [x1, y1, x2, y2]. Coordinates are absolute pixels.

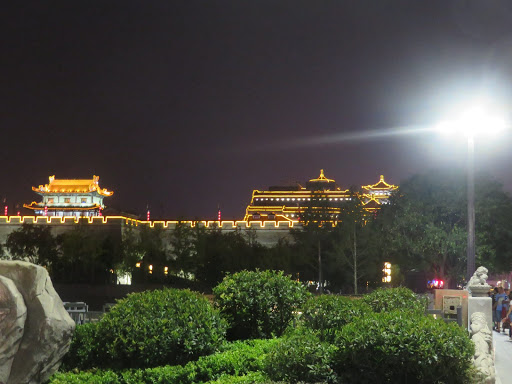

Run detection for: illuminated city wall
[[0, 216, 297, 247]]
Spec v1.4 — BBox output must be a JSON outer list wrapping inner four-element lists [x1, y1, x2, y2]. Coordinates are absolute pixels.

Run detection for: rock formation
[[0, 260, 75, 384], [0, 276, 27, 384]]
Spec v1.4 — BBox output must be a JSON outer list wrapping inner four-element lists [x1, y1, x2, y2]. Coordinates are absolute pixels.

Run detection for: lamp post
[[466, 134, 475, 282], [437, 106, 506, 282]]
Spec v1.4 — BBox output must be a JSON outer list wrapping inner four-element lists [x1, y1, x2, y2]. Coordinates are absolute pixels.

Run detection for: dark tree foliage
[[6, 223, 58, 267], [375, 168, 512, 287], [328, 194, 380, 294], [293, 192, 335, 293], [55, 224, 122, 284], [130, 225, 170, 282]]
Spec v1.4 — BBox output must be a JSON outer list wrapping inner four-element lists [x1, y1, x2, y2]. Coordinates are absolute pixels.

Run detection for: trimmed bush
[[213, 270, 311, 340], [333, 310, 474, 383], [49, 369, 122, 384], [204, 371, 269, 383], [193, 339, 278, 382], [51, 339, 277, 384], [96, 288, 227, 369], [60, 322, 103, 371], [301, 295, 371, 342], [264, 328, 337, 384], [361, 287, 427, 314]]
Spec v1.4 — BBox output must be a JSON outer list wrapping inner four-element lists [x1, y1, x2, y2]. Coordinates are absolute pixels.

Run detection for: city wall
[[0, 216, 298, 247]]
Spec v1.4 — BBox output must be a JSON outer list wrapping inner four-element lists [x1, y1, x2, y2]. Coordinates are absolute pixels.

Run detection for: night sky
[[3, 1, 512, 220]]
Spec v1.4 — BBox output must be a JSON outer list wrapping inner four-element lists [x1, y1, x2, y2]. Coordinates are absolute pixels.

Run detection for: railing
[[64, 302, 115, 324]]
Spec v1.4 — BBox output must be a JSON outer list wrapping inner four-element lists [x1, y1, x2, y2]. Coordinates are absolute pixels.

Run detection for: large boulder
[[0, 261, 75, 384], [0, 276, 27, 384]]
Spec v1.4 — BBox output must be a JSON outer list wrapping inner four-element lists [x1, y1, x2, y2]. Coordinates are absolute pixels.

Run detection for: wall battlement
[[0, 216, 298, 247]]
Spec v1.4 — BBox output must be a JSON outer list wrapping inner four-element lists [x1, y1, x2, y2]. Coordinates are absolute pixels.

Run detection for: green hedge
[[264, 328, 337, 384], [361, 287, 427, 314], [301, 295, 371, 342], [333, 310, 474, 383], [52, 339, 277, 384], [213, 270, 311, 340], [96, 288, 227, 369], [60, 322, 103, 371]]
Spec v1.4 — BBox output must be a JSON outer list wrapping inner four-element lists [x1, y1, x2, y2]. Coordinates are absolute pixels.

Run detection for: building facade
[[244, 170, 398, 222], [23, 175, 113, 217]]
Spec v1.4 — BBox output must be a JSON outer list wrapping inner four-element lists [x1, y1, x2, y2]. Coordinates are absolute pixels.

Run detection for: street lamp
[[437, 106, 507, 281]]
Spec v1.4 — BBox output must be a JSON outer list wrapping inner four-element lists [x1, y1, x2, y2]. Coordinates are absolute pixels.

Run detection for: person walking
[[494, 286, 508, 333]]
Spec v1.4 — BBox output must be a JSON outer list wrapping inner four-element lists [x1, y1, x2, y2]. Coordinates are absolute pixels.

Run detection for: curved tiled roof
[[32, 175, 113, 196]]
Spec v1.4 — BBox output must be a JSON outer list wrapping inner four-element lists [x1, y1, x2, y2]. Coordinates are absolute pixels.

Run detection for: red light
[[16, 211, 20, 216], [99, 207, 102, 216], [147, 210, 150, 221], [218, 209, 221, 221], [4, 206, 7, 216], [44, 206, 48, 216]]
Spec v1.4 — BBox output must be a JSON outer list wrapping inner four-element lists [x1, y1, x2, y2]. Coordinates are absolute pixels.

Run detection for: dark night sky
[[2, 1, 512, 219]]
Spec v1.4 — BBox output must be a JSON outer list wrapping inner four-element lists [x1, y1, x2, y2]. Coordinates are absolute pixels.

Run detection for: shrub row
[[62, 288, 227, 370], [361, 286, 428, 314], [59, 272, 473, 383], [213, 270, 311, 340], [265, 311, 475, 384], [52, 339, 277, 384], [301, 294, 371, 342]]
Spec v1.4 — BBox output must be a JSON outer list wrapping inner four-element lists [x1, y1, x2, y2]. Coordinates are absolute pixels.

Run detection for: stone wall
[[0, 216, 297, 249]]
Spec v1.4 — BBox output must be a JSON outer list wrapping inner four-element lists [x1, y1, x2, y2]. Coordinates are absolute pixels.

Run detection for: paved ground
[[494, 329, 512, 384]]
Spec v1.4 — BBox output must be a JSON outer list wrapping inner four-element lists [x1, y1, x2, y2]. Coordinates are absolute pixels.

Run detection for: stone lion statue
[[468, 266, 489, 286]]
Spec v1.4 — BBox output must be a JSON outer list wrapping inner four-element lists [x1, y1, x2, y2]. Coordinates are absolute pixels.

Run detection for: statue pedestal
[[468, 297, 493, 335], [468, 284, 492, 298]]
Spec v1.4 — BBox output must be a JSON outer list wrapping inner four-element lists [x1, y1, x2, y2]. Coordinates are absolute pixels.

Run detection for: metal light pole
[[437, 105, 506, 283], [466, 135, 475, 282]]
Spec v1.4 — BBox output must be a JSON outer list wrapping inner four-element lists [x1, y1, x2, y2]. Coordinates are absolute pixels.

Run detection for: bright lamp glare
[[436, 106, 507, 138]]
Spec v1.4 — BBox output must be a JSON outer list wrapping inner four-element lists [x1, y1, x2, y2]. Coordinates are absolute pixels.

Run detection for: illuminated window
[[287, 198, 290, 201], [270, 198, 274, 200], [292, 198, 295, 201], [48, 198, 54, 204], [64, 198, 71, 203], [81, 198, 87, 203]]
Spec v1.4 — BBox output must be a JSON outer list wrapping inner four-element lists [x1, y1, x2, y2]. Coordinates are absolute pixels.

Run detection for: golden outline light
[[0, 216, 299, 229], [32, 175, 114, 196]]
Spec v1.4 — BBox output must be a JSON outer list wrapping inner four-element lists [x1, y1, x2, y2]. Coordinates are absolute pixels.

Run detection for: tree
[[169, 220, 197, 278], [134, 225, 171, 282], [295, 192, 335, 293], [56, 224, 120, 284], [375, 168, 512, 287], [329, 193, 378, 294], [6, 223, 58, 267]]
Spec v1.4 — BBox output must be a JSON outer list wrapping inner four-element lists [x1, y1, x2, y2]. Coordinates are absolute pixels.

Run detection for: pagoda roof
[[32, 175, 113, 196], [362, 175, 397, 191], [309, 169, 336, 183]]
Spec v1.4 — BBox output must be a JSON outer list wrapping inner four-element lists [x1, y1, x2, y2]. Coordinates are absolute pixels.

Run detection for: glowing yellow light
[[164, 266, 168, 275], [136, 262, 141, 268], [149, 265, 153, 271]]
